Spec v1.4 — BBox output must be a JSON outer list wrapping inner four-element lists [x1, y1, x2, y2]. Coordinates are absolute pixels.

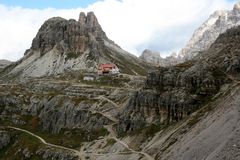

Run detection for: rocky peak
[[141, 49, 160, 57], [6, 11, 150, 78], [118, 25, 240, 135], [30, 11, 107, 55], [78, 12, 86, 24], [178, 2, 240, 62], [233, 3, 240, 15], [86, 12, 100, 28], [78, 12, 102, 30], [139, 49, 161, 66], [139, 49, 181, 67], [0, 59, 12, 69]]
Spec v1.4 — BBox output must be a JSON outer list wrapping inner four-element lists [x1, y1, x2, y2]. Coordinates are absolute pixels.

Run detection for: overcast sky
[[0, 0, 237, 61]]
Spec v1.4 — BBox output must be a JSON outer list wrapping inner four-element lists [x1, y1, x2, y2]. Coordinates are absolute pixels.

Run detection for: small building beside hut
[[83, 73, 97, 81], [98, 63, 120, 75]]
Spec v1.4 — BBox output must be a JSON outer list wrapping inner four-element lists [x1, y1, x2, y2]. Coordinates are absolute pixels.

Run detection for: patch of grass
[[0, 137, 14, 158], [161, 137, 178, 153], [71, 96, 89, 105], [211, 67, 227, 80], [82, 75, 130, 87], [187, 101, 213, 128], [175, 60, 194, 69], [0, 130, 43, 160], [144, 123, 168, 137], [65, 52, 80, 61], [104, 139, 116, 148], [2, 112, 109, 149]]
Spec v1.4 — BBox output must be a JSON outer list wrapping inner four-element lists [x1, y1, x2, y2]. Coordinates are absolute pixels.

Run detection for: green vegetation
[[65, 52, 80, 61], [187, 102, 212, 128], [144, 123, 168, 137], [0, 130, 43, 160], [120, 122, 168, 138], [104, 139, 116, 148], [1, 112, 109, 149], [71, 96, 90, 105], [175, 60, 194, 69], [211, 67, 228, 80], [161, 137, 178, 152], [83, 75, 131, 87]]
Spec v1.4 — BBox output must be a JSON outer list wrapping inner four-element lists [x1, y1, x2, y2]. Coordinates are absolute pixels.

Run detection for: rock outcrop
[[0, 86, 112, 134], [0, 128, 78, 160], [36, 147, 78, 160], [139, 50, 180, 67], [30, 12, 106, 55], [179, 2, 240, 61], [139, 49, 162, 66], [141, 3, 240, 67], [0, 59, 12, 70], [0, 131, 11, 150], [4, 12, 151, 78], [117, 24, 240, 134], [2, 5, 240, 160]]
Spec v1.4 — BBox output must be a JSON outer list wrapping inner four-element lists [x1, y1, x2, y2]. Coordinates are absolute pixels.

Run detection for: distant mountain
[[139, 49, 179, 67], [118, 22, 240, 160], [0, 59, 12, 71], [3, 12, 151, 78], [2, 4, 240, 160], [179, 2, 240, 60], [139, 49, 161, 66], [141, 3, 240, 66]]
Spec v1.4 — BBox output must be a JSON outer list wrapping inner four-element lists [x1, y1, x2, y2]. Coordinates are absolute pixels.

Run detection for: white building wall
[[83, 76, 94, 81]]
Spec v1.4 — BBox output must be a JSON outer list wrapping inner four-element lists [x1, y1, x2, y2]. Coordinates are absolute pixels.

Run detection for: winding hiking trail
[[5, 121, 154, 160], [104, 124, 155, 160], [4, 94, 155, 160], [97, 95, 121, 109], [5, 126, 86, 160]]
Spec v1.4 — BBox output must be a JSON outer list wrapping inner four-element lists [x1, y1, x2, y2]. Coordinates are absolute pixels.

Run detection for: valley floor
[[1, 77, 240, 160]]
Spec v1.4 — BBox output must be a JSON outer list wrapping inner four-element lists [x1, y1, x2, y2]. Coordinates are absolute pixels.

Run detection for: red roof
[[98, 63, 117, 69]]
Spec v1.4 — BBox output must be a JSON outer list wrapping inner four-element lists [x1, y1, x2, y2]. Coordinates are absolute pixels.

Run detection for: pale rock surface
[[6, 12, 150, 78], [141, 3, 240, 66]]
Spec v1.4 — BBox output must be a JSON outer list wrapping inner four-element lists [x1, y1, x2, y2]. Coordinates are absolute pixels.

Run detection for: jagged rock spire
[[78, 12, 86, 24], [78, 11, 101, 28], [233, 2, 240, 14], [30, 11, 107, 54]]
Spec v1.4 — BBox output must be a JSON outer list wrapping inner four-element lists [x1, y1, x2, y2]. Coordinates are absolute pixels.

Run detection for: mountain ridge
[[140, 3, 240, 66], [1, 12, 152, 79], [1, 5, 240, 160]]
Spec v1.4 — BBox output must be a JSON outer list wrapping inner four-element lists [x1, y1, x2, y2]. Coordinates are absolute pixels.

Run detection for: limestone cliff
[[118, 25, 240, 134], [141, 3, 240, 67], [179, 2, 240, 61], [3, 12, 150, 78]]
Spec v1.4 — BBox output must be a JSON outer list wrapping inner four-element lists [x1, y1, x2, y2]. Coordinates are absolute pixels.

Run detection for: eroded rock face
[[36, 147, 78, 160], [4, 12, 150, 78], [118, 25, 240, 134], [179, 2, 240, 61], [31, 12, 106, 55], [0, 131, 10, 150], [198, 27, 240, 75], [0, 60, 12, 69], [36, 97, 111, 133], [0, 93, 112, 134], [139, 49, 162, 66], [117, 63, 224, 133], [139, 50, 180, 67], [140, 3, 240, 67]]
